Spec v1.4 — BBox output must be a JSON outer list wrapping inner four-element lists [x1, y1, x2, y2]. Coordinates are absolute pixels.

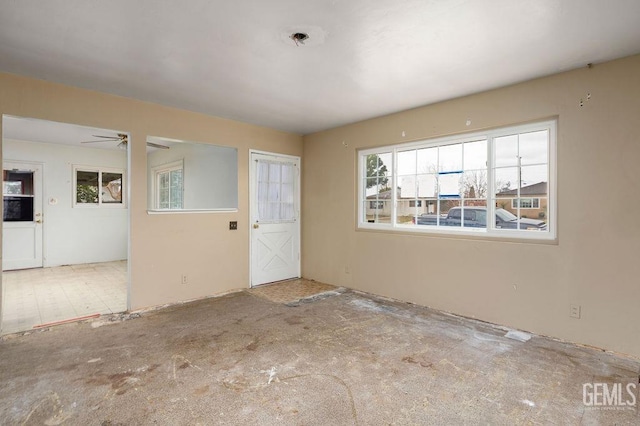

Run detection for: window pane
[[102, 172, 123, 204], [398, 149, 418, 224], [447, 204, 487, 229], [399, 174, 416, 197], [76, 171, 99, 204], [170, 169, 182, 188], [463, 199, 487, 229], [170, 172, 183, 208], [519, 130, 548, 165], [160, 172, 169, 188], [3, 196, 34, 222], [365, 152, 392, 194], [364, 200, 391, 224], [494, 134, 519, 167], [438, 199, 461, 226], [269, 163, 281, 183], [159, 187, 170, 209], [438, 143, 462, 172], [494, 167, 519, 196], [438, 172, 462, 197], [268, 182, 280, 203], [463, 139, 487, 171], [281, 182, 295, 221], [364, 151, 392, 224], [520, 165, 547, 190], [364, 177, 384, 194], [397, 150, 416, 176], [417, 174, 437, 198], [537, 198, 548, 220], [281, 163, 295, 184], [3, 171, 34, 195], [417, 147, 438, 174], [3, 181, 22, 195], [461, 170, 487, 200]]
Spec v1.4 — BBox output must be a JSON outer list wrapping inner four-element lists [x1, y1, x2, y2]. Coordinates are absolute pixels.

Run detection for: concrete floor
[[0, 287, 638, 425]]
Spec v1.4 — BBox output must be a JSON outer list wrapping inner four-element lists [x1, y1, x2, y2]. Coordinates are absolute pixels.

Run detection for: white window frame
[[73, 165, 126, 208], [151, 159, 184, 210], [357, 120, 557, 241], [512, 198, 540, 209]]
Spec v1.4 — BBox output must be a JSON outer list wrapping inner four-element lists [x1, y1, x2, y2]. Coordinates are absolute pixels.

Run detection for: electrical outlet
[[229, 221, 237, 230], [570, 304, 581, 319], [181, 274, 188, 285]]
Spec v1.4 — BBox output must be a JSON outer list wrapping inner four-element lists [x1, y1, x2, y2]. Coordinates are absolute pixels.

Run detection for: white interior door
[[2, 161, 43, 271], [250, 152, 300, 287]]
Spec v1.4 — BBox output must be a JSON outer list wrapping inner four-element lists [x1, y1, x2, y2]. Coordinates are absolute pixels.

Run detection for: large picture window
[[358, 120, 556, 240]]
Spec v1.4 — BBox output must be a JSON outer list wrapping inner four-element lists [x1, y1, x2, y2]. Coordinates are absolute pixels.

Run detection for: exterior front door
[[2, 161, 43, 271], [250, 152, 300, 287]]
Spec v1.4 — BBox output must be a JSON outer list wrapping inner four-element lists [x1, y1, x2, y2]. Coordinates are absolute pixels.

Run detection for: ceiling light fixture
[[290, 32, 309, 46]]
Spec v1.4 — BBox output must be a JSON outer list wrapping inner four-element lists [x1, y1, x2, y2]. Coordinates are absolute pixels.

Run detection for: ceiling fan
[[81, 133, 169, 150]]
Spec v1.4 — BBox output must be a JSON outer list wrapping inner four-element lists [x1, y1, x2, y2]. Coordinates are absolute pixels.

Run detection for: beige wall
[[0, 72, 302, 310], [302, 55, 640, 357]]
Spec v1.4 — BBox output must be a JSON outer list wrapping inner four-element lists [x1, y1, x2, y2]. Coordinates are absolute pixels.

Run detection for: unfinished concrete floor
[[1, 287, 638, 425]]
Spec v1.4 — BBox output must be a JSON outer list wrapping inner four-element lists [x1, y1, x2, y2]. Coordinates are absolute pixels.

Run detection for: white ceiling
[[1, 0, 639, 135], [2, 115, 175, 152], [2, 116, 125, 148]]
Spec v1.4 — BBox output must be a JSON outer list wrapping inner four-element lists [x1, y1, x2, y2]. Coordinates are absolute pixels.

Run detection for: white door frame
[[2, 160, 44, 271], [249, 150, 301, 287]]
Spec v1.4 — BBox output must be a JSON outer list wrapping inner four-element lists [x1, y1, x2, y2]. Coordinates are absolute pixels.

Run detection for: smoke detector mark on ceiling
[[291, 32, 309, 46], [280, 26, 326, 47]]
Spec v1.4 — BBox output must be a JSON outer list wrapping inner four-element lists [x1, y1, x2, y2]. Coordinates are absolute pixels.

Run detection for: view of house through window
[[359, 120, 556, 240]]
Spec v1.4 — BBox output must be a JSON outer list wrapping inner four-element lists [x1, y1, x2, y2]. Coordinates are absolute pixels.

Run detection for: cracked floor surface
[[0, 288, 638, 425]]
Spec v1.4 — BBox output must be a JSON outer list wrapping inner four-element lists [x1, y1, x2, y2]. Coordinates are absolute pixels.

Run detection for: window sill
[[147, 208, 238, 215], [357, 222, 558, 245]]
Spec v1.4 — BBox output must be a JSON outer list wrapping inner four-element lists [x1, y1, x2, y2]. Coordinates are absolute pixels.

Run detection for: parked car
[[411, 207, 546, 230]]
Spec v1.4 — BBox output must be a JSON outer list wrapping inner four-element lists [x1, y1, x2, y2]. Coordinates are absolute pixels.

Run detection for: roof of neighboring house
[[366, 188, 431, 200], [366, 188, 396, 200], [496, 181, 547, 196]]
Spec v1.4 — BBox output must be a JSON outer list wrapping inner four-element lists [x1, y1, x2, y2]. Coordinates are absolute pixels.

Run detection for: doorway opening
[[1, 115, 130, 334]]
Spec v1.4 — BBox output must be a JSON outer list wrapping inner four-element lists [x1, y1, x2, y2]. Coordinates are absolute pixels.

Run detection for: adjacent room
[[2, 117, 128, 333], [1, 0, 639, 424]]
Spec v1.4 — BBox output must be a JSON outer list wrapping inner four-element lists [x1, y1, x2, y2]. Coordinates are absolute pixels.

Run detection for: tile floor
[[1, 260, 127, 334], [249, 279, 338, 304]]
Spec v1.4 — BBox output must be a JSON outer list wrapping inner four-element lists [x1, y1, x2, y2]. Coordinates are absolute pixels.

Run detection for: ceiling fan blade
[[91, 134, 120, 139], [146, 142, 170, 150], [81, 139, 117, 144]]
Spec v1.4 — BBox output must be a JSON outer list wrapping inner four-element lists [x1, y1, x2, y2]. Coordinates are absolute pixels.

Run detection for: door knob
[[36, 219, 43, 224], [253, 224, 259, 229]]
